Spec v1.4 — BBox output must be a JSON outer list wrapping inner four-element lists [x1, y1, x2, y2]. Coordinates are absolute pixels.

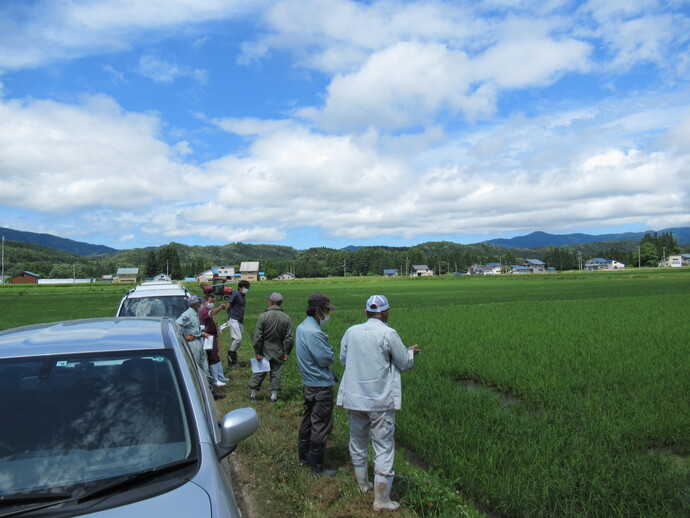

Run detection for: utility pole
[[1, 235, 4, 284], [343, 259, 346, 277], [638, 245, 641, 268]]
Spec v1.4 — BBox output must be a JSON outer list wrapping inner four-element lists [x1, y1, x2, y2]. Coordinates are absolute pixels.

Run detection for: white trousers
[[348, 409, 396, 477], [228, 319, 244, 352]]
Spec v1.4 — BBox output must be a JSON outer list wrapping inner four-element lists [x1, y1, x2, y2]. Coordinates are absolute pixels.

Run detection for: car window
[[118, 296, 188, 319], [0, 351, 197, 498]]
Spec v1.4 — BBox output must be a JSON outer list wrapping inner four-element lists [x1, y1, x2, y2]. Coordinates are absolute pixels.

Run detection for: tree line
[[2, 233, 686, 281]]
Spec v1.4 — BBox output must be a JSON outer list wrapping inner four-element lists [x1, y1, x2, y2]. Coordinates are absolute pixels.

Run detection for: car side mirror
[[218, 407, 259, 458]]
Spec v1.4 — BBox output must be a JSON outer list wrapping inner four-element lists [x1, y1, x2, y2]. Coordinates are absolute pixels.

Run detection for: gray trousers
[[348, 409, 396, 477], [189, 338, 210, 379], [298, 386, 334, 451], [249, 358, 284, 391]]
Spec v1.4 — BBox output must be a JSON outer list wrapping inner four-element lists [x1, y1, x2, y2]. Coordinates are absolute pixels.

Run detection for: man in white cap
[[249, 292, 294, 402], [337, 295, 420, 511]]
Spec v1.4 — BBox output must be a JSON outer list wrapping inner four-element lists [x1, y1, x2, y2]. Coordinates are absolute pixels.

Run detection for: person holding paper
[[336, 295, 420, 511], [198, 294, 229, 387], [177, 295, 225, 400], [249, 292, 294, 402]]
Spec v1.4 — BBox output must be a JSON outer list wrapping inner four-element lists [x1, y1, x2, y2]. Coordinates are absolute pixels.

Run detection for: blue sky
[[1, 0, 689, 250]]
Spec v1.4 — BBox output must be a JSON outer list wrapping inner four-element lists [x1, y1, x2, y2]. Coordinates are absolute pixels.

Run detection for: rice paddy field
[[1, 269, 688, 517]]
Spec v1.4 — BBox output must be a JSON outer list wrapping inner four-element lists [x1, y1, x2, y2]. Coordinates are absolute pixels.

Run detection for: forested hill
[[485, 227, 690, 248], [0, 227, 117, 256]]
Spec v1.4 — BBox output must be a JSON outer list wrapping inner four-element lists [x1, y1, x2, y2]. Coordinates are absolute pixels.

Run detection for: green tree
[[638, 241, 659, 267], [145, 250, 158, 277]]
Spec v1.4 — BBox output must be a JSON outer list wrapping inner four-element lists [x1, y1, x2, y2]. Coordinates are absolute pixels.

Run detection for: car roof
[[124, 281, 190, 298], [0, 318, 176, 358]]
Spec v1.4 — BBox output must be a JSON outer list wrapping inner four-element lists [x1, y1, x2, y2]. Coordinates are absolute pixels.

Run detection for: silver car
[[0, 318, 258, 517]]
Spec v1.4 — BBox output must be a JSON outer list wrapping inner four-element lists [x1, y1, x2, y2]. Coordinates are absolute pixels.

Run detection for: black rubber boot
[[228, 351, 238, 365], [309, 450, 336, 477], [298, 440, 310, 466], [210, 382, 225, 400]]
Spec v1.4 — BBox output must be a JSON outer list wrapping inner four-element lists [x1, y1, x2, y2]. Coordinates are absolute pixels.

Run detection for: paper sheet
[[250, 357, 270, 373]]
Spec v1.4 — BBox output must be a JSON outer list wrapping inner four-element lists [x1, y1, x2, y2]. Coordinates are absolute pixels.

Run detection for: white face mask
[[240, 288, 249, 294], [206, 302, 215, 309], [319, 312, 330, 327]]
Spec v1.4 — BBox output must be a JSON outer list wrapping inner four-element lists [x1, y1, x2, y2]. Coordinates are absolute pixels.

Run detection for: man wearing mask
[[295, 293, 337, 475], [249, 292, 294, 402], [337, 295, 420, 511], [198, 294, 229, 386], [226, 280, 250, 366]]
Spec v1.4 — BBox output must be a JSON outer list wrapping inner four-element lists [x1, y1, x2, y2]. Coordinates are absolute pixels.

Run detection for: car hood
[[86, 480, 213, 517]]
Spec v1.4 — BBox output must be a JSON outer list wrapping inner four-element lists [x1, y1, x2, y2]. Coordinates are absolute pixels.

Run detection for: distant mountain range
[[2, 225, 689, 257], [0, 227, 117, 256], [483, 228, 690, 249]]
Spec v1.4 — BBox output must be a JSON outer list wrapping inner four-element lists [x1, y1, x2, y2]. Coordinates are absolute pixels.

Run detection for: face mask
[[240, 288, 249, 294], [206, 302, 215, 309], [319, 313, 330, 327]]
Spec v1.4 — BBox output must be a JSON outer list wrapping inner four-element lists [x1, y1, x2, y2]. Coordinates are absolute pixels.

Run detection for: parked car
[[0, 317, 258, 517], [116, 281, 190, 319]]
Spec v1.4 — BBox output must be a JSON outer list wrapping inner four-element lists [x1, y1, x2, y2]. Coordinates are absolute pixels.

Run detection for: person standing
[[295, 293, 337, 475], [226, 280, 250, 366], [336, 295, 420, 511], [177, 295, 225, 400], [198, 294, 229, 386], [249, 292, 294, 402]]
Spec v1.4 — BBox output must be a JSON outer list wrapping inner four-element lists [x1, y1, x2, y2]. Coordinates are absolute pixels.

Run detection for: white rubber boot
[[373, 474, 399, 511], [270, 390, 278, 402], [354, 466, 373, 493], [210, 363, 226, 386]]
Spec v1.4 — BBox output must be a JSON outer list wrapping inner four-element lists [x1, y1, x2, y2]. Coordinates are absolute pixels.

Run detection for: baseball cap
[[307, 292, 337, 310], [366, 295, 389, 312], [188, 295, 203, 306], [267, 292, 283, 303]]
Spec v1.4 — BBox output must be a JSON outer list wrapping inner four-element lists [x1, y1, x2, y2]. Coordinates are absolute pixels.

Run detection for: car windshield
[[119, 296, 188, 319], [0, 351, 195, 498]]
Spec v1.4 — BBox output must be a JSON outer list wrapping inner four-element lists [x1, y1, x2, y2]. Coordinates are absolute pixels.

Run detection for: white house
[[382, 269, 399, 277], [522, 259, 547, 273], [665, 254, 690, 267], [410, 265, 433, 277], [585, 258, 625, 271]]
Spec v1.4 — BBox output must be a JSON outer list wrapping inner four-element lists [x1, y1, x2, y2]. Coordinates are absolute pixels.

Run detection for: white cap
[[366, 295, 389, 312]]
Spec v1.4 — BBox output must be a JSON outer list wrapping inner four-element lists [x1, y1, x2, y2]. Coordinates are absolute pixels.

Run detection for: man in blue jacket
[[296, 292, 337, 475]]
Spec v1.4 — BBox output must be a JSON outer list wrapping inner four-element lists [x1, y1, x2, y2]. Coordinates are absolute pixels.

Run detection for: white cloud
[[0, 94, 198, 212], [138, 54, 208, 84]]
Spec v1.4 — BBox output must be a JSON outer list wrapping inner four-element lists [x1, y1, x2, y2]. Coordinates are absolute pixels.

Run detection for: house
[[410, 265, 433, 277], [584, 258, 625, 271], [665, 254, 690, 267], [12, 271, 40, 284], [522, 259, 547, 273], [101, 275, 113, 283], [197, 265, 235, 282], [469, 263, 501, 275], [382, 269, 399, 277], [239, 262, 260, 282], [276, 272, 295, 280], [114, 268, 139, 283], [511, 265, 531, 274]]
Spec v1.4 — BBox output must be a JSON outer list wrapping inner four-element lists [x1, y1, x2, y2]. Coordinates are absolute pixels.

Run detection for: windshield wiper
[[74, 457, 198, 502], [0, 493, 74, 518], [0, 457, 198, 517]]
